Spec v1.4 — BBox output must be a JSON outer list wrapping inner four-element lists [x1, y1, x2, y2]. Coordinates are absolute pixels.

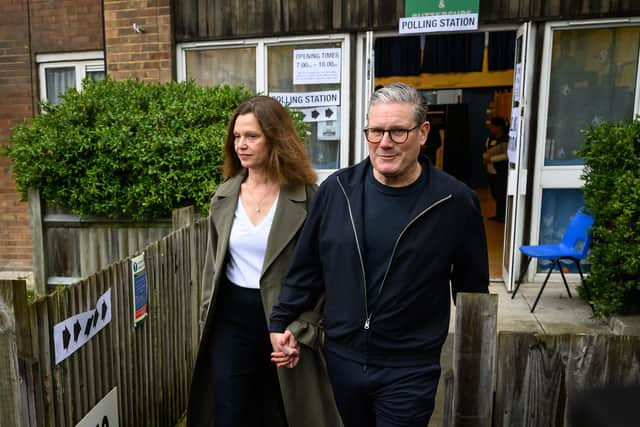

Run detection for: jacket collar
[[336, 154, 454, 214], [261, 183, 307, 277], [210, 171, 309, 281]]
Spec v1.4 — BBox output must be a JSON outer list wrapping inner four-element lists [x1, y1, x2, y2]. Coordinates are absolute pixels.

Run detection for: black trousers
[[208, 279, 287, 427], [324, 350, 440, 427]]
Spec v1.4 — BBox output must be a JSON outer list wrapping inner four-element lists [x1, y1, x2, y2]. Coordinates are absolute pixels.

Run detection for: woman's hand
[[270, 330, 301, 368]]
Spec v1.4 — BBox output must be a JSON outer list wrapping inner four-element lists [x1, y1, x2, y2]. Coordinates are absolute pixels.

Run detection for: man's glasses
[[363, 124, 420, 144]]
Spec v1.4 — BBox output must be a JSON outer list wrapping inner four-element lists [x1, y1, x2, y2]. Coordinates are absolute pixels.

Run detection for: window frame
[[530, 18, 640, 282], [37, 51, 105, 104], [176, 34, 351, 179]]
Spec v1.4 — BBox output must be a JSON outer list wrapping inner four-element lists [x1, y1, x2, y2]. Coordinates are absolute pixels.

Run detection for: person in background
[[187, 96, 341, 427], [483, 117, 509, 222], [270, 83, 489, 427]]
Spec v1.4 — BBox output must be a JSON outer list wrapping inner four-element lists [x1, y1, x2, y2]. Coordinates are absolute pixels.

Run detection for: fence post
[[172, 206, 194, 231], [0, 279, 31, 427], [29, 190, 47, 296], [452, 292, 498, 427]]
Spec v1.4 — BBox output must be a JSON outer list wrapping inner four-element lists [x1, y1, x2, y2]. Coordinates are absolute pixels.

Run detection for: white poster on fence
[[53, 288, 112, 365], [76, 387, 119, 427], [293, 48, 341, 85]]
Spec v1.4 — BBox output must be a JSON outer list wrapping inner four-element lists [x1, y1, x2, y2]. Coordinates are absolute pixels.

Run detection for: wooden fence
[[29, 190, 174, 295], [1, 216, 209, 427], [443, 294, 640, 427]]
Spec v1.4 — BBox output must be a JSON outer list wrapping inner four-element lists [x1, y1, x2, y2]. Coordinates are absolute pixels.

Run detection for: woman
[[483, 117, 509, 222], [187, 96, 341, 427]]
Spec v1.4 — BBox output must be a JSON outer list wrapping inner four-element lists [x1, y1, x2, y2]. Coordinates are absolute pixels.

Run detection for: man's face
[[367, 102, 429, 187]]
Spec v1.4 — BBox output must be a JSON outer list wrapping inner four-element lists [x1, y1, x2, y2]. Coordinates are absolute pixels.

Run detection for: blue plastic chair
[[511, 209, 594, 313]]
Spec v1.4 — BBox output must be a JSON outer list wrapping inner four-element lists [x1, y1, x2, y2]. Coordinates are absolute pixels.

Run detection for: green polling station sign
[[405, 0, 479, 16], [400, 0, 479, 34]]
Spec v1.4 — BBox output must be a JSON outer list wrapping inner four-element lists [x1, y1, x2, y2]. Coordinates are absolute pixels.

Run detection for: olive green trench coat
[[186, 174, 342, 427]]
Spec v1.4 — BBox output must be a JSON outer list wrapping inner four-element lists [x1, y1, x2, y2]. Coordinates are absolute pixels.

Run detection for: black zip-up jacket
[[270, 156, 489, 366]]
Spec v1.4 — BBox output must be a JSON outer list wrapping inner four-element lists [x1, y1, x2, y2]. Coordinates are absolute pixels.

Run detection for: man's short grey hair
[[369, 82, 428, 125]]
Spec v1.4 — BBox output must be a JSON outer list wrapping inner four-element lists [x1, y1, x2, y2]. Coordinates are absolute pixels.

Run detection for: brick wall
[[30, 0, 104, 53], [0, 0, 35, 271], [104, 0, 174, 82], [0, 0, 105, 272]]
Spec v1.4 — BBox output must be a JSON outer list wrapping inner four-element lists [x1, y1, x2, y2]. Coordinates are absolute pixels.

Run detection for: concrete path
[[484, 280, 610, 334]]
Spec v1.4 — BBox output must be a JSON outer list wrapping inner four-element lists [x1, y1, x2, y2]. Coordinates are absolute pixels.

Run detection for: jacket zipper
[[338, 179, 452, 330], [374, 194, 453, 306], [337, 177, 370, 329]]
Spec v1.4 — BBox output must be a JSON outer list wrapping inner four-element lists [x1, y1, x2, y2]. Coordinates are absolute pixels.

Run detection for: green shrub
[[579, 118, 640, 317], [5, 78, 307, 220]]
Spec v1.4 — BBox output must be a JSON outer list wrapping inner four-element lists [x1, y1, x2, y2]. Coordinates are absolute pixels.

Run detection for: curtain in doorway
[[488, 31, 516, 71], [374, 36, 422, 77], [422, 33, 484, 73]]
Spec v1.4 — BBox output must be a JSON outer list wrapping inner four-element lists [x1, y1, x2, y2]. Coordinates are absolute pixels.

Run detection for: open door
[[502, 22, 536, 291], [355, 31, 375, 162]]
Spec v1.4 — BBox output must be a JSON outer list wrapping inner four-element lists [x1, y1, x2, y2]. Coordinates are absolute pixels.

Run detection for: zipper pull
[[364, 315, 371, 330]]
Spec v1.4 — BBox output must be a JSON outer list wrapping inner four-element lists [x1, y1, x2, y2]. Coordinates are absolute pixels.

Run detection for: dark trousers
[[488, 172, 507, 219], [324, 350, 440, 427], [208, 279, 287, 427]]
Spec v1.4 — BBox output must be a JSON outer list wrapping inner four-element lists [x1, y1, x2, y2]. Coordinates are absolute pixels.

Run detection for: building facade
[[1, 0, 639, 290]]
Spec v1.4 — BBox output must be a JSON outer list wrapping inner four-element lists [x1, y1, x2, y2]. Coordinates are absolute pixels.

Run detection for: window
[[177, 35, 350, 177], [185, 46, 256, 89], [37, 51, 105, 105], [545, 26, 640, 165]]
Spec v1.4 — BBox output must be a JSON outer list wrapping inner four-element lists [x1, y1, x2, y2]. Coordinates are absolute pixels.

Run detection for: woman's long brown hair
[[223, 96, 317, 186]]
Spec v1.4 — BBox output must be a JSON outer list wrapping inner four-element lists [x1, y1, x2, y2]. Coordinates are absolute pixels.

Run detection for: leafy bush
[[579, 118, 640, 317], [4, 78, 279, 219]]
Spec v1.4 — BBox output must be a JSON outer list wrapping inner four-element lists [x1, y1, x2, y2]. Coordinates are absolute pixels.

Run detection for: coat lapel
[[211, 174, 243, 276], [261, 184, 308, 278]]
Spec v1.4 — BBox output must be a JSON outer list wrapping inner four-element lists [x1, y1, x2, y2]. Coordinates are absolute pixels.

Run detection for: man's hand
[[270, 330, 301, 368]]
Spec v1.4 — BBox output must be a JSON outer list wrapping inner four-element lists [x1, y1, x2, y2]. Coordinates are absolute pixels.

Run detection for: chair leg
[[557, 259, 573, 299], [512, 256, 532, 300], [531, 260, 555, 313]]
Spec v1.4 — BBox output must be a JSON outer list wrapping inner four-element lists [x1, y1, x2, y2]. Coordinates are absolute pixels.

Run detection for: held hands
[[270, 330, 301, 369]]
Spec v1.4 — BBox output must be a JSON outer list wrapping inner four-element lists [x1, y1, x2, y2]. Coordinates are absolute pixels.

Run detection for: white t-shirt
[[225, 193, 279, 289]]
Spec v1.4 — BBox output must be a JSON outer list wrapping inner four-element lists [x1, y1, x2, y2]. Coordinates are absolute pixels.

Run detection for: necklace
[[244, 184, 274, 213]]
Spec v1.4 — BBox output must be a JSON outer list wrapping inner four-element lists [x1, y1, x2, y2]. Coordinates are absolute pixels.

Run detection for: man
[[270, 82, 489, 427]]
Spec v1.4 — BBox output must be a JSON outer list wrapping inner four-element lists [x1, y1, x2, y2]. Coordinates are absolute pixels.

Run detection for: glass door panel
[[267, 42, 343, 170]]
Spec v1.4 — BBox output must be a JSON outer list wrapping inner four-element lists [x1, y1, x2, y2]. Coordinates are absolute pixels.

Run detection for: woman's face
[[233, 113, 270, 171]]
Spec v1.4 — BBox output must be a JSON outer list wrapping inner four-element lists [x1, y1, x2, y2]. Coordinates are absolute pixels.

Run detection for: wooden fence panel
[[69, 284, 82, 422], [147, 241, 161, 427], [451, 293, 497, 427], [565, 335, 640, 426], [58, 288, 73, 425], [25, 298, 43, 427], [0, 280, 25, 427], [493, 333, 640, 427]]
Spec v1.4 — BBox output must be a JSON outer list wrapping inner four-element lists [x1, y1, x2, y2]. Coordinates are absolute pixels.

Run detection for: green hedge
[[4, 78, 284, 220], [579, 118, 640, 317]]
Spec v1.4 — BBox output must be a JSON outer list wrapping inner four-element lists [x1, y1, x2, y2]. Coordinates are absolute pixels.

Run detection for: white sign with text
[[399, 13, 478, 34], [293, 48, 341, 85], [270, 90, 340, 108]]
